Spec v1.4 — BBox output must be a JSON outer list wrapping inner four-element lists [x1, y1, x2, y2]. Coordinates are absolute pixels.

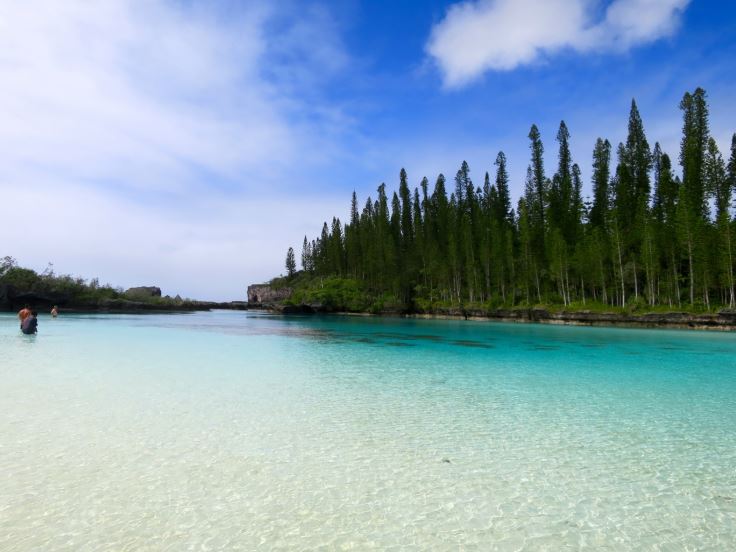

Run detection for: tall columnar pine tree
[[301, 236, 312, 272], [652, 144, 681, 306], [345, 191, 361, 278], [527, 125, 547, 271], [589, 138, 611, 230], [622, 99, 652, 302], [285, 247, 296, 278], [588, 137, 612, 303], [704, 137, 734, 306], [491, 151, 515, 302], [679, 88, 710, 305]]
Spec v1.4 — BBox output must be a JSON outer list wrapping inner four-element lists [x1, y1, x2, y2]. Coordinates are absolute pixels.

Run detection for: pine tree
[[301, 236, 312, 272], [548, 121, 572, 238], [705, 137, 734, 305], [652, 145, 681, 306], [527, 125, 547, 293], [399, 168, 413, 248], [346, 191, 361, 277], [527, 124, 547, 231], [285, 247, 296, 278], [590, 138, 611, 229], [626, 100, 652, 217], [493, 152, 513, 301], [494, 151, 512, 225], [680, 88, 710, 220], [679, 88, 711, 304]]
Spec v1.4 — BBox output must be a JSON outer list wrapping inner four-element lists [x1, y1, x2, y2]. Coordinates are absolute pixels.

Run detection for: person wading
[[21, 310, 38, 335], [17, 304, 32, 329]]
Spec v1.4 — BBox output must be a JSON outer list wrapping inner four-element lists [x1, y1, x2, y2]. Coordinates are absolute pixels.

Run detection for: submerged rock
[[277, 304, 315, 314]]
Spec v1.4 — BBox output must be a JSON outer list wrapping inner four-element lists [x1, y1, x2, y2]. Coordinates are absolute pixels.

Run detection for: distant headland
[[0, 257, 245, 313]]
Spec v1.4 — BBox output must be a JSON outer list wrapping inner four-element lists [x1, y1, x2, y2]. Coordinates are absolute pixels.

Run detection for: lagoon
[[1, 310, 735, 549]]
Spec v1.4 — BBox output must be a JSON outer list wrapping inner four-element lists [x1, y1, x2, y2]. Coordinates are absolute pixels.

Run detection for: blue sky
[[1, 0, 735, 300]]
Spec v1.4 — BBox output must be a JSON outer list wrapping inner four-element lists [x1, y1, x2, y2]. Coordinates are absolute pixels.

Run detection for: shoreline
[[255, 304, 736, 332], [0, 302, 248, 315]]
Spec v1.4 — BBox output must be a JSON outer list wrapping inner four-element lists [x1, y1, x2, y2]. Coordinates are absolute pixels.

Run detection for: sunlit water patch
[[2, 311, 735, 550]]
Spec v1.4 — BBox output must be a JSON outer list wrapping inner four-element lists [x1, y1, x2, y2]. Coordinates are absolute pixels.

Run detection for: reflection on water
[[1, 310, 736, 550]]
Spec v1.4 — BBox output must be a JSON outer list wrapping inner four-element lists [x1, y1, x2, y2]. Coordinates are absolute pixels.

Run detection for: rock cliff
[[247, 284, 292, 305]]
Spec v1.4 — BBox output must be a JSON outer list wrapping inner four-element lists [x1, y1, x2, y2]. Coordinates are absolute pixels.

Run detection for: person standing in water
[[51, 305, 58, 318], [18, 304, 32, 328], [21, 310, 38, 335]]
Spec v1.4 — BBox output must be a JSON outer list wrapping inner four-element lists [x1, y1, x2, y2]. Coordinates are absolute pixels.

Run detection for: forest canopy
[[289, 88, 736, 313]]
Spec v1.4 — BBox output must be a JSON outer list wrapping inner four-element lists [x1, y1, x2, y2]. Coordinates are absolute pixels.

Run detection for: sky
[[1, 0, 735, 300]]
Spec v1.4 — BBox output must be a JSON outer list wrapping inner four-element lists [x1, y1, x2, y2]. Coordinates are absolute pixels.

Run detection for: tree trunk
[[633, 258, 639, 301], [615, 230, 625, 307]]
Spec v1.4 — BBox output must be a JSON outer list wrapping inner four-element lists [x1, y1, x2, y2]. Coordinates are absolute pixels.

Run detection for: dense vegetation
[[0, 256, 120, 303], [0, 256, 189, 307], [287, 89, 736, 313]]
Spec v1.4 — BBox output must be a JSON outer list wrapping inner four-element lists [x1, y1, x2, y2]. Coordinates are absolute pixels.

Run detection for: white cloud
[[1, 175, 347, 301], [0, 1, 290, 191], [0, 0, 354, 299], [427, 0, 691, 87]]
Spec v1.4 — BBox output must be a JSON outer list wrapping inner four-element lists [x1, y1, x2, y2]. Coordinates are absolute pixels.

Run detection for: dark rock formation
[[247, 284, 292, 305], [276, 304, 316, 314], [124, 286, 161, 298]]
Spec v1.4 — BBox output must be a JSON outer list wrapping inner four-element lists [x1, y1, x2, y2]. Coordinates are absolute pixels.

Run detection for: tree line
[[289, 88, 736, 311]]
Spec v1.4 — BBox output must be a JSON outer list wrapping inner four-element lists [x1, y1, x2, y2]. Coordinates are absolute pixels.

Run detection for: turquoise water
[[1, 310, 735, 550]]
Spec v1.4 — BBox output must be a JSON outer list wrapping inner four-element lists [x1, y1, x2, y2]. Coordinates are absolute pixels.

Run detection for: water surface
[[2, 311, 735, 550]]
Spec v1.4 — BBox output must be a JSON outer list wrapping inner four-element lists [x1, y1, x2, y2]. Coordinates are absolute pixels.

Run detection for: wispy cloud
[[427, 0, 691, 88], [0, 1, 290, 191], [0, 0, 354, 298]]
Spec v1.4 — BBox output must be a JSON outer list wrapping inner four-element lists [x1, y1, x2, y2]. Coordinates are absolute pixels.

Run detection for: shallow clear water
[[1, 310, 735, 550]]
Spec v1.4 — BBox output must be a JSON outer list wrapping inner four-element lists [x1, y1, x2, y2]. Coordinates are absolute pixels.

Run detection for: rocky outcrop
[[410, 307, 736, 330], [124, 286, 161, 298], [268, 302, 337, 314], [247, 284, 292, 305]]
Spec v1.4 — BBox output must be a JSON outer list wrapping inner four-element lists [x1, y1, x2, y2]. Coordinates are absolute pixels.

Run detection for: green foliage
[[0, 267, 41, 289], [289, 277, 371, 312], [0, 256, 18, 277], [0, 258, 196, 308], [285, 247, 296, 278]]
